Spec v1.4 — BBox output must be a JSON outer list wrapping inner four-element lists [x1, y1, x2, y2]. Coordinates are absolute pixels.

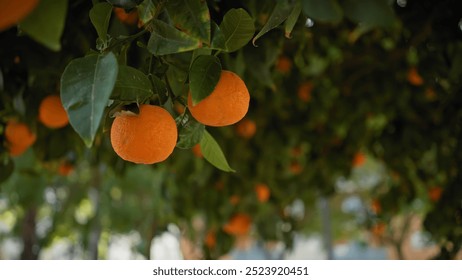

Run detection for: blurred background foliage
[[1, 0, 462, 259]]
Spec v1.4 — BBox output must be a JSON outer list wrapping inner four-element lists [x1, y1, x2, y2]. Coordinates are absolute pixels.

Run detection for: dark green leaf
[[191, 48, 213, 65], [137, 0, 157, 26], [147, 19, 201, 55], [189, 55, 221, 105], [166, 65, 188, 97], [175, 112, 205, 149], [244, 45, 275, 90], [111, 65, 153, 101], [252, 0, 294, 46], [107, 0, 143, 9], [60, 52, 119, 147], [19, 0, 68, 51], [166, 0, 211, 43], [90, 2, 113, 43], [210, 21, 226, 51], [220, 8, 255, 52], [200, 131, 235, 172], [150, 74, 168, 99], [0, 159, 14, 183], [302, 0, 343, 23], [285, 0, 302, 38], [343, 0, 396, 28]]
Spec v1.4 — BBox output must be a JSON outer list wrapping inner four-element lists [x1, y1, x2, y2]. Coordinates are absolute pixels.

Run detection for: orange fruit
[[214, 180, 224, 191], [235, 119, 256, 139], [352, 152, 366, 167], [425, 87, 437, 101], [110, 105, 178, 164], [0, 0, 39, 32], [371, 222, 386, 236], [204, 230, 216, 249], [291, 146, 303, 157], [191, 143, 203, 158], [289, 161, 303, 175], [58, 162, 74, 176], [187, 70, 250, 127], [114, 7, 138, 26], [39, 95, 69, 129], [298, 81, 313, 102], [229, 195, 240, 205], [371, 199, 381, 214], [407, 67, 423, 86], [5, 120, 36, 157], [255, 183, 270, 202], [275, 56, 292, 74], [174, 102, 185, 115], [223, 213, 252, 236], [428, 186, 443, 202]]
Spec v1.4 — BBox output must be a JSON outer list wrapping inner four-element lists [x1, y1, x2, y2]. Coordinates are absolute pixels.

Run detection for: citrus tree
[[1, 0, 461, 259]]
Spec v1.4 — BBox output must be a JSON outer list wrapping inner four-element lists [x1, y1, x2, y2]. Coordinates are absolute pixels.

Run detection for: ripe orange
[[298, 81, 313, 102], [223, 213, 252, 236], [39, 95, 69, 129], [0, 0, 39, 32], [214, 180, 224, 191], [229, 195, 240, 205], [352, 152, 366, 167], [275, 56, 292, 74], [407, 67, 423, 86], [428, 186, 443, 202], [255, 183, 270, 202], [204, 230, 216, 249], [371, 222, 386, 236], [110, 105, 178, 164], [235, 119, 256, 139], [291, 146, 303, 157], [289, 161, 303, 175], [191, 143, 203, 158], [114, 7, 139, 26], [425, 87, 437, 101], [58, 162, 74, 176], [5, 120, 36, 157], [174, 102, 185, 115], [187, 70, 250, 127], [371, 199, 382, 214]]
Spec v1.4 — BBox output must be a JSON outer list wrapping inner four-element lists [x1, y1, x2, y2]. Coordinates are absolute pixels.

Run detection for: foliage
[[1, 0, 462, 259]]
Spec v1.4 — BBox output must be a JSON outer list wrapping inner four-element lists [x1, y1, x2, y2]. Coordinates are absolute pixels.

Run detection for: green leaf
[[111, 65, 153, 102], [210, 21, 226, 51], [90, 2, 113, 43], [19, 0, 68, 51], [220, 8, 255, 53], [147, 19, 201, 55], [343, 0, 396, 28], [137, 0, 157, 26], [166, 0, 211, 43], [285, 0, 302, 38], [189, 55, 221, 105], [0, 159, 14, 184], [200, 131, 235, 172], [302, 0, 343, 23], [175, 112, 205, 149], [252, 0, 294, 46], [60, 52, 119, 147], [150, 74, 168, 98], [191, 48, 213, 65], [107, 0, 143, 9], [166, 65, 188, 97]]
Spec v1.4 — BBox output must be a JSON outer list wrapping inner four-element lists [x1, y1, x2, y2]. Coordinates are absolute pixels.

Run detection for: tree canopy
[[0, 0, 461, 259]]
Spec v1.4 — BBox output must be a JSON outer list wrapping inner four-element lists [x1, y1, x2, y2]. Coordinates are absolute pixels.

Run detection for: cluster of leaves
[[1, 0, 462, 259]]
